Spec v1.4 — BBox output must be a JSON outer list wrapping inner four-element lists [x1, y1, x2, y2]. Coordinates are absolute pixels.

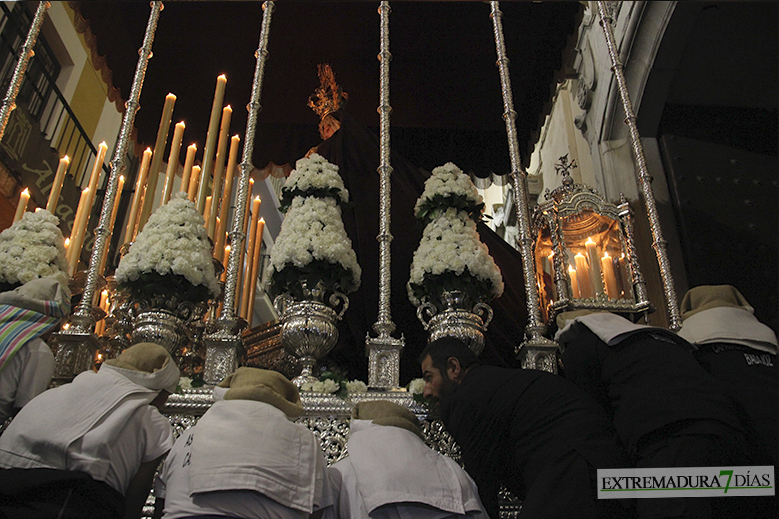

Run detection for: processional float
[[4, 0, 683, 439]]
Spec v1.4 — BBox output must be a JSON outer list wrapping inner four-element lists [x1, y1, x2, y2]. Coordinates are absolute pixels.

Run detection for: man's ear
[[446, 357, 463, 382]]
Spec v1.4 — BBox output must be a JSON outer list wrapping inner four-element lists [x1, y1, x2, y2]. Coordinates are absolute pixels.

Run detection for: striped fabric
[[0, 300, 65, 373]]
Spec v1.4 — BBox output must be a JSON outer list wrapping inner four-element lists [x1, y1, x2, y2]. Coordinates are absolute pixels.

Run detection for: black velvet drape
[[315, 113, 528, 385]]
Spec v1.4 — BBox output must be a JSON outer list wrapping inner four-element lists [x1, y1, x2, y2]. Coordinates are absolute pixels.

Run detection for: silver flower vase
[[274, 281, 349, 387], [417, 290, 493, 356], [128, 290, 209, 356]]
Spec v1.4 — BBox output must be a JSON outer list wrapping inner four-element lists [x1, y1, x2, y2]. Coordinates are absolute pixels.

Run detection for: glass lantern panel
[[534, 222, 556, 321], [559, 210, 630, 301]]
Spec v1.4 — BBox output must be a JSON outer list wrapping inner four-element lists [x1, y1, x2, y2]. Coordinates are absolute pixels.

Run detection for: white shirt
[[325, 421, 490, 519], [0, 338, 54, 421], [156, 427, 322, 519]]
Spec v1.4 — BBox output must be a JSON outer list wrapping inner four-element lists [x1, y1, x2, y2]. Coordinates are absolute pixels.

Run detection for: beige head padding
[[680, 285, 752, 321], [352, 400, 424, 440], [218, 367, 303, 418]]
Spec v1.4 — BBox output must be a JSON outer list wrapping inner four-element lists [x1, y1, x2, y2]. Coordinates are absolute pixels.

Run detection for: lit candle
[[46, 155, 70, 212], [216, 135, 240, 256], [13, 188, 30, 223], [161, 121, 185, 205], [139, 93, 177, 231], [601, 251, 619, 300], [180, 144, 197, 193], [95, 289, 109, 336], [240, 196, 261, 318], [586, 237, 604, 296], [203, 196, 213, 228], [188, 165, 201, 202], [84, 142, 108, 230], [246, 218, 265, 326], [243, 178, 254, 238], [100, 175, 125, 275], [124, 148, 152, 243], [208, 105, 232, 238], [574, 252, 592, 298], [568, 265, 580, 299], [196, 75, 227, 214], [221, 244, 230, 282], [68, 187, 91, 275], [64, 237, 70, 250]]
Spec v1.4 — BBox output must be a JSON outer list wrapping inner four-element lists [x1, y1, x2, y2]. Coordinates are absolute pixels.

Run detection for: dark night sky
[[74, 1, 582, 175]]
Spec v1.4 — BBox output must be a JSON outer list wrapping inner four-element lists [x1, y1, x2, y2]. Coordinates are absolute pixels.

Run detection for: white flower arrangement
[[116, 192, 219, 301], [299, 376, 368, 396], [278, 153, 349, 211], [266, 155, 361, 297], [414, 162, 485, 224], [408, 165, 503, 308], [407, 378, 425, 396], [0, 209, 68, 289]]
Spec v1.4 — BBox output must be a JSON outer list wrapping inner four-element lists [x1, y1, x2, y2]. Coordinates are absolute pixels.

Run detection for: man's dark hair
[[419, 337, 480, 375]]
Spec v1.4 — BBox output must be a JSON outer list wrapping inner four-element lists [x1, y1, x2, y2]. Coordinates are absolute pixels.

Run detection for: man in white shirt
[[154, 367, 334, 519], [0, 342, 179, 519], [0, 277, 69, 422], [326, 400, 490, 519]]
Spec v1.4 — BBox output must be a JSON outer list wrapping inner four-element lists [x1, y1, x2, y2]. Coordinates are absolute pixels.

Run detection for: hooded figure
[[154, 367, 334, 519], [556, 311, 763, 519], [325, 400, 489, 519], [678, 285, 778, 465], [0, 342, 179, 519], [0, 277, 69, 421]]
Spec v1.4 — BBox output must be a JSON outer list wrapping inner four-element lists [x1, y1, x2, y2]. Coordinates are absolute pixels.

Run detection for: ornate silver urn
[[128, 291, 209, 356], [274, 281, 348, 387], [417, 290, 493, 356]]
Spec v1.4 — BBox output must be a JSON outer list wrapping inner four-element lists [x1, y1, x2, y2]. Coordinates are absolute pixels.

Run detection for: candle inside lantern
[[46, 155, 70, 212], [13, 188, 30, 223], [221, 244, 230, 283], [618, 253, 631, 299], [574, 252, 592, 298], [568, 265, 580, 299], [601, 251, 619, 299], [586, 237, 604, 296]]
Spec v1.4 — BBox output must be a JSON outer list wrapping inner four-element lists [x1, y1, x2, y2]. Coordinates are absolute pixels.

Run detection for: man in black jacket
[[419, 337, 631, 519]]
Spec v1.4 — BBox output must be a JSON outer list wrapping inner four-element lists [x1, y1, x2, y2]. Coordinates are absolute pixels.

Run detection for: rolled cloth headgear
[[680, 284, 752, 320], [352, 400, 424, 440], [218, 367, 303, 418], [103, 342, 180, 393], [0, 277, 70, 371], [678, 285, 777, 354]]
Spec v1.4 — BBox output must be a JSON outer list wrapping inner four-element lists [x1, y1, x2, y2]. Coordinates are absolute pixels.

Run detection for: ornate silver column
[[489, 2, 558, 374], [595, 1, 682, 330], [0, 1, 50, 140], [53, 1, 164, 382], [202, 1, 275, 385], [366, 1, 404, 390]]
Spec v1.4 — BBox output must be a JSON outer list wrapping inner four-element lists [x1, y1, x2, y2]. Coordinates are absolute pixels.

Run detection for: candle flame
[[218, 74, 227, 81], [102, 289, 109, 296], [62, 323, 70, 330], [64, 238, 70, 247], [254, 196, 261, 202], [62, 155, 69, 162], [603, 251, 611, 259], [224, 105, 232, 111], [575, 252, 585, 258], [259, 217, 265, 223], [586, 237, 596, 245], [225, 245, 231, 252], [568, 265, 576, 273], [21, 188, 29, 195]]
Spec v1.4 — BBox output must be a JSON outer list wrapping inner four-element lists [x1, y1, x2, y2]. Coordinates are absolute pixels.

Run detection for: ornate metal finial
[[307, 63, 348, 120], [554, 154, 577, 188]]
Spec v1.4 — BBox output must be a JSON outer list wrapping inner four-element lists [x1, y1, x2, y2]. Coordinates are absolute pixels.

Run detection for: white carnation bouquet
[[414, 162, 485, 225], [299, 370, 367, 398], [265, 154, 361, 299], [277, 153, 349, 212], [408, 164, 503, 307], [0, 209, 69, 291], [115, 192, 219, 303]]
